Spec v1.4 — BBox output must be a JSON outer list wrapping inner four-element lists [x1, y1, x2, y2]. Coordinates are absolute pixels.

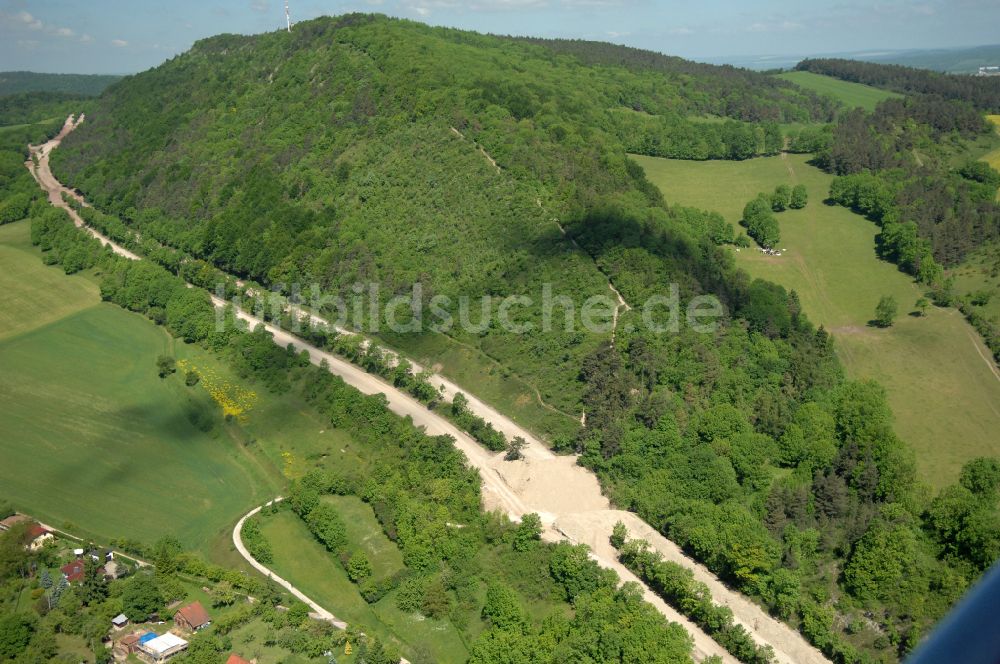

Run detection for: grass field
[[0, 221, 287, 550], [322, 495, 406, 580], [258, 509, 471, 663], [0, 224, 99, 341], [777, 71, 901, 112], [633, 153, 1000, 487]]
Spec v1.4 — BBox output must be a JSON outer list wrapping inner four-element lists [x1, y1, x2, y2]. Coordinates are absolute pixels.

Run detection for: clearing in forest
[[777, 70, 902, 112], [633, 153, 1000, 487]]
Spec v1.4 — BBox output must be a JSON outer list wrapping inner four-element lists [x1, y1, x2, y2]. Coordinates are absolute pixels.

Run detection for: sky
[[1, 0, 999, 75]]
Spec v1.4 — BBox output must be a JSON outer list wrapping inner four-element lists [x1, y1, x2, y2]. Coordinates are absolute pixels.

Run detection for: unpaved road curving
[[233, 497, 349, 629], [31, 115, 829, 664]]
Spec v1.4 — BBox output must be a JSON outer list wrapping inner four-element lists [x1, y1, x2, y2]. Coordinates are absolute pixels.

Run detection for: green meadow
[[0, 220, 285, 550], [258, 508, 471, 663], [777, 70, 902, 111], [633, 153, 1000, 487]]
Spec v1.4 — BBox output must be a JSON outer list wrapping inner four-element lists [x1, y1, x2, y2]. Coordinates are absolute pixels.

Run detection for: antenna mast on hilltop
[[285, 0, 291, 32]]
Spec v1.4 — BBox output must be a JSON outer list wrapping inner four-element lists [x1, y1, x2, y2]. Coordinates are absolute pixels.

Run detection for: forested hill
[[49, 15, 1000, 662], [0, 71, 121, 97], [515, 37, 836, 122], [51, 12, 831, 410]]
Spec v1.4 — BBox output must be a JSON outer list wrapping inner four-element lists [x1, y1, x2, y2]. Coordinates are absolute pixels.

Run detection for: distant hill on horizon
[[0, 71, 121, 97]]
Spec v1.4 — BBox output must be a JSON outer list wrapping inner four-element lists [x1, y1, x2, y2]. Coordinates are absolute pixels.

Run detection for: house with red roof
[[61, 559, 86, 583], [226, 654, 253, 664], [173, 601, 211, 632], [25, 524, 53, 551]]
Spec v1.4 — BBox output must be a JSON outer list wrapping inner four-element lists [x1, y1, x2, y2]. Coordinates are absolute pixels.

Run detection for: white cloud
[[667, 26, 694, 35], [251, 0, 269, 11], [111, 39, 129, 47], [17, 11, 43, 30], [745, 20, 803, 32], [54, 27, 74, 37], [80, 34, 94, 43]]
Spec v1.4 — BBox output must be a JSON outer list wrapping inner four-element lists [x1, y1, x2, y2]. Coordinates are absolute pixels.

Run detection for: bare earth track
[[29, 115, 829, 664]]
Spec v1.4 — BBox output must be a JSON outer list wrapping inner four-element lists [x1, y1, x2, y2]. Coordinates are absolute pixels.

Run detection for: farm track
[[29, 115, 831, 664], [232, 498, 350, 629]]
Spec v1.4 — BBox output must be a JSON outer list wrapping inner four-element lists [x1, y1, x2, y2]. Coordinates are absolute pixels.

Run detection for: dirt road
[[232, 498, 349, 628], [26, 115, 139, 261], [32, 115, 828, 664]]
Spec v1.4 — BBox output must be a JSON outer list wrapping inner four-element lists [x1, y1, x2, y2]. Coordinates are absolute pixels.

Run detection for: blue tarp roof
[[138, 632, 157, 645]]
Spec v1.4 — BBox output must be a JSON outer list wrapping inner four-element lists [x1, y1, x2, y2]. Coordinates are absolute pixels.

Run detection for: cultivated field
[[0, 220, 282, 549], [777, 70, 901, 111], [633, 153, 1000, 487]]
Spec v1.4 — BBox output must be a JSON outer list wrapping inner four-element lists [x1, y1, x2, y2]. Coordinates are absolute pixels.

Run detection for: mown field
[[633, 153, 1000, 486], [258, 507, 471, 663], [777, 70, 901, 111], [0, 221, 285, 549]]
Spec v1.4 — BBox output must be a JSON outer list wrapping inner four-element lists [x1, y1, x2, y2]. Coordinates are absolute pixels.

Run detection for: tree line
[[795, 58, 1000, 113]]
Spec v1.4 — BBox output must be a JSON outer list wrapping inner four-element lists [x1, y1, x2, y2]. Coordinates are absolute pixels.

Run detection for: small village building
[[88, 548, 114, 563], [137, 632, 188, 663], [114, 632, 142, 659], [61, 560, 86, 584], [25, 524, 53, 551], [173, 601, 211, 632], [111, 613, 129, 629], [226, 654, 253, 664]]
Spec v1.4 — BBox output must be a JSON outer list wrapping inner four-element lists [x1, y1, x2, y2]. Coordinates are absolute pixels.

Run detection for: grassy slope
[[322, 495, 406, 580], [982, 115, 1000, 198], [258, 509, 471, 663], [0, 221, 283, 550], [777, 71, 901, 112], [633, 153, 1000, 487]]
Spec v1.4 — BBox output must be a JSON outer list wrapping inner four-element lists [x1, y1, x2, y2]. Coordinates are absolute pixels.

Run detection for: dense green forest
[[18, 14, 1000, 663], [0, 91, 92, 127], [0, 71, 120, 97], [0, 115, 64, 224]]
